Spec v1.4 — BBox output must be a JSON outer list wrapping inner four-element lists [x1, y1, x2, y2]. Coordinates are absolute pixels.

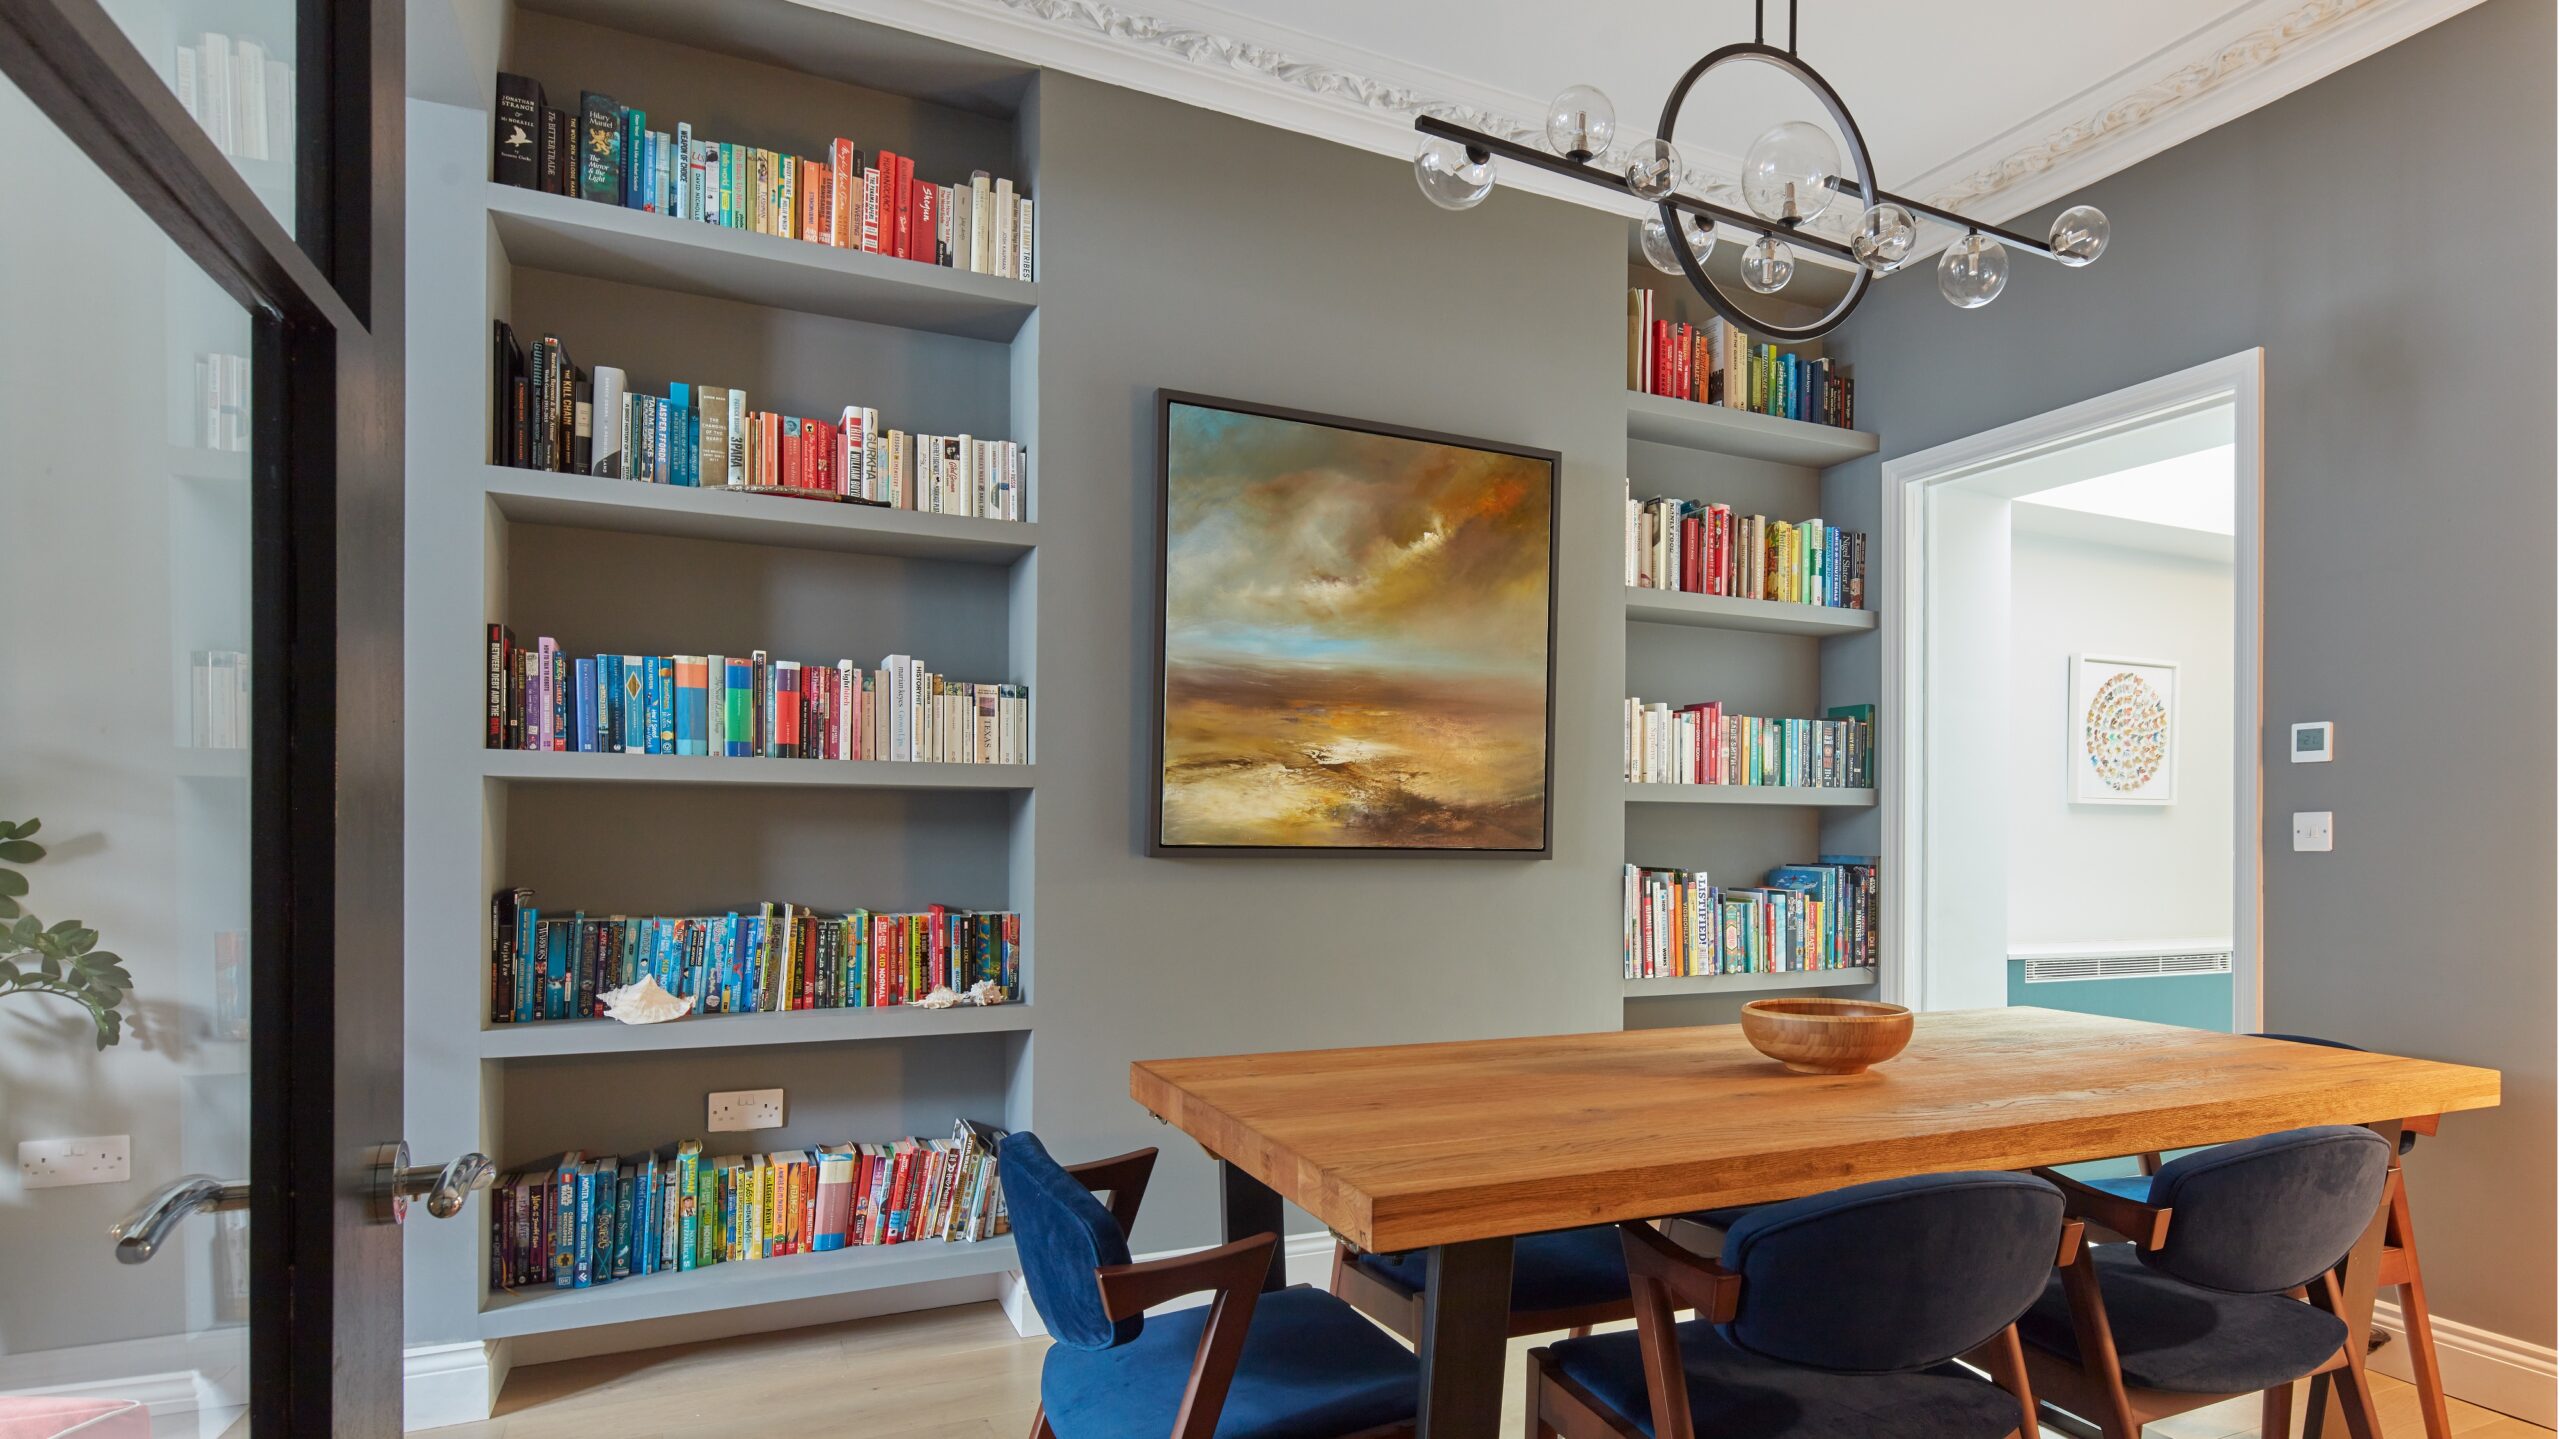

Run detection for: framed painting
[[2069, 653, 2178, 805], [1150, 391, 1561, 856]]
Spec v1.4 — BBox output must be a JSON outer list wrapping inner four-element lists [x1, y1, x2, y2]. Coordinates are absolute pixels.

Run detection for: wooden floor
[[426, 1301, 2547, 1439]]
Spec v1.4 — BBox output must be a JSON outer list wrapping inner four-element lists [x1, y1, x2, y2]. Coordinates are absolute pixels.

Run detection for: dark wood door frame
[[0, 0, 406, 1430]]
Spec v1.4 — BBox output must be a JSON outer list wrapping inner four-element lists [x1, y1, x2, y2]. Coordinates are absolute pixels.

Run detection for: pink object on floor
[[0, 1397, 151, 1439]]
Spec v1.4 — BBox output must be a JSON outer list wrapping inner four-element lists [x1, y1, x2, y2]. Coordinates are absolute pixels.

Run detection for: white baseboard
[[1000, 1230, 1339, 1340], [402, 1340, 509, 1433], [2370, 1298, 2558, 1428], [0, 1331, 247, 1439]]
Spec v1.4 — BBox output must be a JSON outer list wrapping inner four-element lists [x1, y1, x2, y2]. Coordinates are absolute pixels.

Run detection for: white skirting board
[[403, 1339, 509, 1433], [1000, 1230, 1339, 1339], [2369, 1298, 2559, 1428], [0, 1330, 247, 1439]]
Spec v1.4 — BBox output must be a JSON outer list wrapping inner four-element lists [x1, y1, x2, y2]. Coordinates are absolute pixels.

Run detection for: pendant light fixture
[[1411, 1, 2110, 340]]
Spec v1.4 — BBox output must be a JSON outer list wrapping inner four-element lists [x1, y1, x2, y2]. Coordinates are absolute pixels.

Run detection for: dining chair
[[1528, 1172, 2078, 1439], [1330, 1223, 1633, 1341], [2120, 1032, 2451, 1439], [2018, 1125, 2394, 1439], [996, 1131, 1421, 1439]]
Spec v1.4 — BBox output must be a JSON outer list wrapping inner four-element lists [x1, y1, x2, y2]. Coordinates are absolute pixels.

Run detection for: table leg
[[1418, 1236, 1513, 1439], [1215, 1159, 1286, 1293], [2306, 1118, 2402, 1439]]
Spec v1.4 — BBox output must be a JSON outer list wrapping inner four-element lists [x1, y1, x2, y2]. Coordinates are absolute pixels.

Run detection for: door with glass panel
[[0, 0, 414, 1431]]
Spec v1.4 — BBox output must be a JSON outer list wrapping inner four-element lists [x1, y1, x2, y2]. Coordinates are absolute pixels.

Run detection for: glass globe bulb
[[1545, 85, 1616, 161], [1740, 234, 1796, 294], [1639, 212, 1715, 275], [1937, 233, 2009, 308], [2049, 204, 2109, 267], [1414, 136, 1497, 211], [1624, 137, 1683, 201], [1851, 202, 1918, 272], [1741, 120, 1842, 224]]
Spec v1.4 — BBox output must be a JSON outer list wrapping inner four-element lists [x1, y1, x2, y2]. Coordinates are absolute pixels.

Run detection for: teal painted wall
[[2006, 962, 2232, 1032]]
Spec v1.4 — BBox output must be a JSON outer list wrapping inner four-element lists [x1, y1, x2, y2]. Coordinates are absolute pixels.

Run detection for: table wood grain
[[1130, 1007, 2500, 1253]]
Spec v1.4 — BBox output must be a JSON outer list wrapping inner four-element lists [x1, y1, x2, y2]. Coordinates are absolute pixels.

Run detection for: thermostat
[[2290, 722, 2333, 763]]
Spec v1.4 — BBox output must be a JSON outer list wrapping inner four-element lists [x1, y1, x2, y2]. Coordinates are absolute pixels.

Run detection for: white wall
[[2005, 512, 2234, 949]]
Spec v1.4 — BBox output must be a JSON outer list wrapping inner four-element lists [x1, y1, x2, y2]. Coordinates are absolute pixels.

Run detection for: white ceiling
[[795, 0, 2482, 238]]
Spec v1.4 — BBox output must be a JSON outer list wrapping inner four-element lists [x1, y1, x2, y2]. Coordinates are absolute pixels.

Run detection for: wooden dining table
[[1129, 1006, 2501, 1439]]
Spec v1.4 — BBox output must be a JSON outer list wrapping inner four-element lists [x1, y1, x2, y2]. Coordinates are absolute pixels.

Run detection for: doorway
[[1881, 352, 2265, 1031]]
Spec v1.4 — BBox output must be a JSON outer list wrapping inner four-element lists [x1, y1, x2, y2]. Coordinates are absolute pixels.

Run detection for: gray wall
[[1823, 0, 2556, 1345], [1022, 71, 1628, 1249]]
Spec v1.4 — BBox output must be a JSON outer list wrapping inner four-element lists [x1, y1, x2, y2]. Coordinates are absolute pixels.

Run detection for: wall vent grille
[[2021, 950, 2232, 984]]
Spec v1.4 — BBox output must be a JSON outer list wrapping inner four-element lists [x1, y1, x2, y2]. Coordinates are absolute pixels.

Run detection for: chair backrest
[[1716, 1171, 2064, 1374], [2141, 1124, 2389, 1293], [2253, 1032, 2362, 1052], [996, 1132, 1143, 1351]]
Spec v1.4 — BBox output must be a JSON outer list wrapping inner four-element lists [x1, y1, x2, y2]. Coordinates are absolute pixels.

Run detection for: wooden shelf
[[481, 466, 1035, 564], [477, 1235, 1020, 1338], [476, 752, 1037, 791], [1623, 783, 1875, 808], [486, 183, 1036, 342], [1626, 392, 1879, 467], [480, 1003, 1032, 1058], [1622, 967, 1876, 998], [1625, 588, 1878, 636]]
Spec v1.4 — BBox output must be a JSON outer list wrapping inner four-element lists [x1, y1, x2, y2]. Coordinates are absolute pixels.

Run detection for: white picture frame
[[2069, 654, 2178, 805]]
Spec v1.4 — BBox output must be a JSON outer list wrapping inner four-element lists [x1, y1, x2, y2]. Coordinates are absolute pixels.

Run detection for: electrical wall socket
[[20, 1135, 132, 1189], [708, 1088, 785, 1132]]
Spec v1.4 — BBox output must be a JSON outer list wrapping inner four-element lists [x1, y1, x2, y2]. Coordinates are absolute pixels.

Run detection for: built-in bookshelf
[[404, 1, 1043, 1356], [1619, 345, 1886, 1017]]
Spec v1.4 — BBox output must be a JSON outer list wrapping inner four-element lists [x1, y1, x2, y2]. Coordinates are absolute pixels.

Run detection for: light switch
[[2292, 812, 2333, 852]]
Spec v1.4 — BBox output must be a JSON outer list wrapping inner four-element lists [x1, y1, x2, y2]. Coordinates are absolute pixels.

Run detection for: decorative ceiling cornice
[[794, 0, 2486, 241]]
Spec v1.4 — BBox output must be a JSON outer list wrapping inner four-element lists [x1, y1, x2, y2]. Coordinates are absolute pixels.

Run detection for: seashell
[[599, 975, 694, 1025], [913, 987, 965, 1009], [967, 980, 1010, 1006]]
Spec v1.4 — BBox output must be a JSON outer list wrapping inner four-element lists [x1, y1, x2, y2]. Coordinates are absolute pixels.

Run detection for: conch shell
[[599, 975, 694, 1024]]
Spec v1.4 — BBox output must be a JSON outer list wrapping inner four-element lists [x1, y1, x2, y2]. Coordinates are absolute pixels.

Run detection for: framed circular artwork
[[2069, 654, 2177, 805]]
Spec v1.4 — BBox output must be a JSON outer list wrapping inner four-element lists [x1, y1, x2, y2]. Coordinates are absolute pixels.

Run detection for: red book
[[1672, 322, 1692, 402], [927, 903, 950, 992], [892, 153, 916, 259], [812, 420, 835, 496], [1651, 320, 1672, 396], [799, 913, 817, 1010], [914, 180, 937, 265], [830, 140, 856, 247], [1680, 514, 1704, 593], [782, 420, 803, 491], [776, 664, 802, 752]]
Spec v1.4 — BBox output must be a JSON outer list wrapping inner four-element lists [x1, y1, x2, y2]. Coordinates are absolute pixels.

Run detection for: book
[[1625, 483, 1866, 606], [483, 72, 1034, 279], [1627, 287, 1854, 427], [1624, 696, 1872, 788], [1624, 859, 1877, 978]]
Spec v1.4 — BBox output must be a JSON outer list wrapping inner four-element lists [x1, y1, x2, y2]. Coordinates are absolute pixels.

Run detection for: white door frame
[[1879, 349, 2266, 1027]]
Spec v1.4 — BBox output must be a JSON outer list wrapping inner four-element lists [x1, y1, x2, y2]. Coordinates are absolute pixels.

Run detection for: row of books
[[1626, 699, 1875, 789], [1623, 858, 1879, 979], [188, 651, 251, 752], [1626, 291, 1854, 429], [195, 353, 250, 453], [493, 74, 1033, 280], [492, 1119, 1007, 1292], [491, 325, 1027, 520], [487, 631, 1030, 765], [489, 893, 1020, 1025], [1626, 488, 1867, 609], [172, 33, 293, 165]]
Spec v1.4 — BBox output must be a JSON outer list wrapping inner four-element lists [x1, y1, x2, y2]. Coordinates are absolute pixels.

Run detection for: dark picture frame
[[1149, 390, 1562, 858]]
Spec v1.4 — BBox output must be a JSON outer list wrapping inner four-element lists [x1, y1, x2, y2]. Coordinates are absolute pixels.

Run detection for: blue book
[[725, 658, 753, 756], [516, 905, 538, 1023], [552, 1152, 583, 1288], [546, 922, 572, 1019], [620, 656, 647, 753], [621, 108, 644, 208], [571, 658, 596, 753], [667, 383, 692, 486], [640, 657, 663, 755], [590, 1155, 618, 1284], [635, 1154, 658, 1277], [572, 1162, 596, 1288], [654, 657, 677, 753], [611, 1167, 636, 1279], [602, 655, 623, 751]]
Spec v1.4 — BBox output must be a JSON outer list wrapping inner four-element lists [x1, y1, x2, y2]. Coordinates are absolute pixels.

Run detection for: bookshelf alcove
[[1618, 322, 1887, 1023], [405, 0, 1044, 1357]]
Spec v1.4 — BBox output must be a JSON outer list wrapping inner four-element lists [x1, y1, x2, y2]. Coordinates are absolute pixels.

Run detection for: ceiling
[[791, 0, 2482, 244]]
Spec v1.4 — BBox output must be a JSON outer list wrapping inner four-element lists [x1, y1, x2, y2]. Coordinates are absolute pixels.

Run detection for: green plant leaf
[[37, 955, 60, 981], [11, 915, 38, 947], [0, 872, 25, 897], [0, 841, 43, 864]]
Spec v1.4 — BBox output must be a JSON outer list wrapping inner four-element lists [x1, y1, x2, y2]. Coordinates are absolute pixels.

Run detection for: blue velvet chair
[[1330, 1224, 1633, 1342], [997, 1132, 1420, 1439], [2018, 1125, 2393, 1439], [1528, 1172, 2077, 1439]]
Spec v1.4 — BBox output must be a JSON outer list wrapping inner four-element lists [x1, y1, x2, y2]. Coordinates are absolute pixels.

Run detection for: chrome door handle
[[368, 1142, 495, 1223], [111, 1174, 249, 1265]]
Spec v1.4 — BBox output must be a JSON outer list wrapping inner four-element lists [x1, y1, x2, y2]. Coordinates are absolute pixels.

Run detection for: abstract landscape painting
[[1153, 394, 1558, 854]]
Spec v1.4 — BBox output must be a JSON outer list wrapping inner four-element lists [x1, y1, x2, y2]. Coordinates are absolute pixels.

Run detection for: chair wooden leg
[[1525, 1347, 1560, 1439], [2263, 1380, 2295, 1439], [1329, 1239, 1348, 1298], [1028, 1402, 1056, 1439], [2387, 1175, 2455, 1439], [2057, 1245, 2144, 1439], [2321, 1271, 2386, 1439]]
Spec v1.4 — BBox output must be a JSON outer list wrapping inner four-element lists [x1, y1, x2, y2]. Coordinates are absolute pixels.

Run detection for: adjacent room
[[1, 0, 2551, 1435]]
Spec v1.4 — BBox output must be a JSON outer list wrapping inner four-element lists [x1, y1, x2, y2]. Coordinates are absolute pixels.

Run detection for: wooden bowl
[[1739, 998, 1914, 1075]]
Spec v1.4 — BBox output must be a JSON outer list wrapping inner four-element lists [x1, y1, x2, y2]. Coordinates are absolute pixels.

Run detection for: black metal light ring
[[1653, 41, 1876, 344]]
